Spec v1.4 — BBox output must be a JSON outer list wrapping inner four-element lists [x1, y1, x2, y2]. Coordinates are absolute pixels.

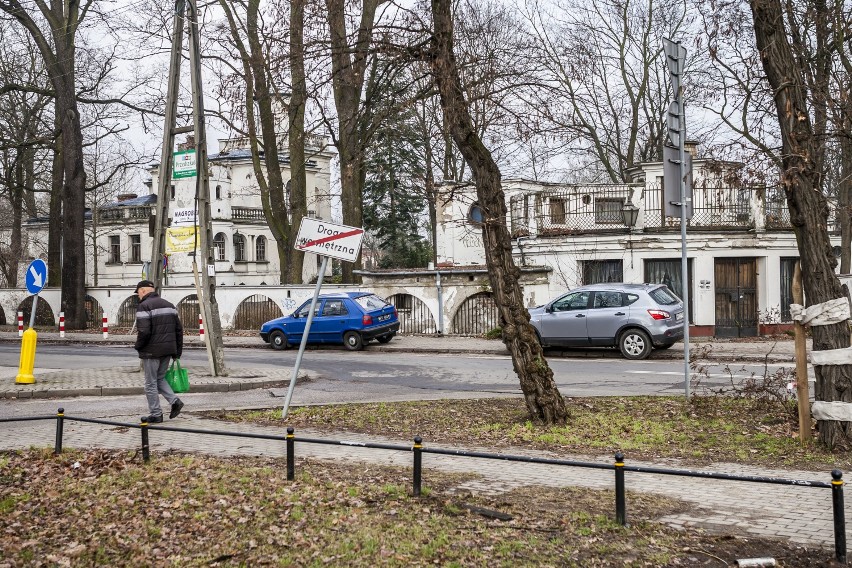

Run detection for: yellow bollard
[[16, 327, 37, 384]]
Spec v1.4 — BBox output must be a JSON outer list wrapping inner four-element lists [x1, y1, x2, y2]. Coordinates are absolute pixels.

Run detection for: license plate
[[675, 312, 683, 321], [377, 314, 391, 322]]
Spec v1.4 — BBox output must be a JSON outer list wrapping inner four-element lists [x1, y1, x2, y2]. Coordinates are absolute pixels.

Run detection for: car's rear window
[[354, 294, 389, 312], [649, 286, 680, 305]]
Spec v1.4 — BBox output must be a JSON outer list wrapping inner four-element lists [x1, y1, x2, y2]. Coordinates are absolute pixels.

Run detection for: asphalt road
[[0, 342, 802, 396]]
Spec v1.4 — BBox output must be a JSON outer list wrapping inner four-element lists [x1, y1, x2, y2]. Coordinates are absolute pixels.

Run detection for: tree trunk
[[288, 0, 307, 283], [47, 128, 62, 288], [9, 154, 23, 287], [751, 0, 852, 448], [56, 82, 87, 329], [429, 0, 568, 424], [326, 0, 378, 283]]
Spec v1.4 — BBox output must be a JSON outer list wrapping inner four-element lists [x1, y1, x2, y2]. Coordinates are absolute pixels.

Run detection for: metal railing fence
[[0, 410, 846, 564]]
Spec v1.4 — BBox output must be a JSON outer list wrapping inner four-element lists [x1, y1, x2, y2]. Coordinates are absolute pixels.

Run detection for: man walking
[[134, 280, 184, 423]]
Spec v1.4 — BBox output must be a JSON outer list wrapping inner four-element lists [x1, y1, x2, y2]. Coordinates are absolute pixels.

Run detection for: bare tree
[[218, 0, 295, 284], [287, 0, 308, 283], [0, 1, 91, 327], [325, 0, 384, 283], [429, 0, 568, 424], [0, 23, 52, 287], [749, 0, 852, 448], [524, 0, 689, 182]]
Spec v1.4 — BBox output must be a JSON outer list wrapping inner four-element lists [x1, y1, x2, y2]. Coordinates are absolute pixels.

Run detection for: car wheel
[[619, 329, 652, 360], [376, 334, 393, 344], [343, 331, 364, 351], [270, 330, 289, 351]]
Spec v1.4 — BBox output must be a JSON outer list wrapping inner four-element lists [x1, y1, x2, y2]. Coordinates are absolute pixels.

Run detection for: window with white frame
[[256, 235, 267, 261], [233, 233, 246, 262], [130, 234, 141, 263], [213, 232, 226, 261], [594, 198, 624, 224], [108, 235, 121, 264]]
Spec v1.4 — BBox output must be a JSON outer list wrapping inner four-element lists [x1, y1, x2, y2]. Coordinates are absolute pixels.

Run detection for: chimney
[[178, 135, 195, 152], [684, 140, 699, 159], [117, 193, 138, 202]]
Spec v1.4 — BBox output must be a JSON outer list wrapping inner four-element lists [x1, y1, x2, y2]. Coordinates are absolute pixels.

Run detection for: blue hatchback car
[[260, 292, 400, 351]]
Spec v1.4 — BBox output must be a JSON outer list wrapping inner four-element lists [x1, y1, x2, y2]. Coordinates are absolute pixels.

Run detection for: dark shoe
[[146, 415, 163, 424], [169, 399, 184, 419]]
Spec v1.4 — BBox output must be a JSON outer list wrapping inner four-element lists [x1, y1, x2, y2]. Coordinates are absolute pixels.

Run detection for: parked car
[[528, 283, 685, 360], [260, 292, 400, 351]]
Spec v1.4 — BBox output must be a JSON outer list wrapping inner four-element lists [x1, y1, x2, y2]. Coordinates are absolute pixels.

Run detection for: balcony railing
[[507, 182, 813, 238], [96, 206, 153, 224], [232, 207, 266, 221]]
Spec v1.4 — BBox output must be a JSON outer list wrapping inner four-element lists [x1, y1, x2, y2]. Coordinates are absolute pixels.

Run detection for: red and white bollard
[[199, 314, 205, 343], [17, 311, 23, 337], [59, 312, 65, 339], [102, 316, 108, 339]]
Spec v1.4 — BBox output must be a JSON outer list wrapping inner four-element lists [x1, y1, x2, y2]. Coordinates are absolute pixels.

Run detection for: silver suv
[[528, 283, 685, 360]]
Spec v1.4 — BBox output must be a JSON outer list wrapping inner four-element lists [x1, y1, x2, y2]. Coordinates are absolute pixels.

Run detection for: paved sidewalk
[[0, 411, 842, 552]]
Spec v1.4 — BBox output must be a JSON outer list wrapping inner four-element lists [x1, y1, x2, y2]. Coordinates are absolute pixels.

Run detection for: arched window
[[233, 233, 246, 262], [213, 232, 226, 261], [215, 185, 222, 199], [256, 235, 267, 261]]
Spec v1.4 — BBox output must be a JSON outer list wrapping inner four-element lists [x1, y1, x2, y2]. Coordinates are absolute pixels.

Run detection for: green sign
[[173, 150, 196, 179]]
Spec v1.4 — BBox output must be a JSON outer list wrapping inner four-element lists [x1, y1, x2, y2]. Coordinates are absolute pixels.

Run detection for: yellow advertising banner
[[165, 226, 199, 254]]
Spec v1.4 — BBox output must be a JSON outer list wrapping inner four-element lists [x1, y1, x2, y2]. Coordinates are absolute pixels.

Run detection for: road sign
[[173, 150, 197, 179], [171, 207, 198, 226], [295, 218, 364, 263], [663, 145, 693, 219], [663, 38, 687, 96], [25, 259, 47, 295]]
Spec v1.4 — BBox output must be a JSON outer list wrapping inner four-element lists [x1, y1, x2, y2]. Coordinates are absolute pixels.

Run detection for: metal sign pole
[[282, 255, 329, 418], [28, 294, 39, 329]]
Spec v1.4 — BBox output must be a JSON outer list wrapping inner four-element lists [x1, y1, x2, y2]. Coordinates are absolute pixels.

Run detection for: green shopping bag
[[165, 359, 190, 393]]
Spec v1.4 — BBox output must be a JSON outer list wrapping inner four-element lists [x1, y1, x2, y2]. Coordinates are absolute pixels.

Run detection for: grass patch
[[0, 449, 829, 567], [210, 396, 847, 471]]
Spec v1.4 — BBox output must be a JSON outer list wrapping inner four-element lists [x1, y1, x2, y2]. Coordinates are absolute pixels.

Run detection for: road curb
[[0, 378, 290, 400]]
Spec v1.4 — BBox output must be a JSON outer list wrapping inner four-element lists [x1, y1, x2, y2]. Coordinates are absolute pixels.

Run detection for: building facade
[[23, 133, 336, 289], [434, 152, 838, 337]]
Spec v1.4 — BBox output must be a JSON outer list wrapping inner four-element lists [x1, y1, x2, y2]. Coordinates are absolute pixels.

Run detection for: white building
[[25, 133, 336, 289], [435, 148, 836, 338]]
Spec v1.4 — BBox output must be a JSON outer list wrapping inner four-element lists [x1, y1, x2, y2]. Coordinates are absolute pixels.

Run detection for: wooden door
[[714, 258, 758, 337]]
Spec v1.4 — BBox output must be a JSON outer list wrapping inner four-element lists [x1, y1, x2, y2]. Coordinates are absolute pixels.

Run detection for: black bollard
[[141, 417, 150, 463], [413, 436, 423, 497], [615, 451, 627, 526], [54, 408, 65, 455], [286, 427, 295, 481], [832, 470, 846, 564]]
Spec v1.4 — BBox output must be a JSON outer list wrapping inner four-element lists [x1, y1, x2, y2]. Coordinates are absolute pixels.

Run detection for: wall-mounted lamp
[[621, 201, 640, 230]]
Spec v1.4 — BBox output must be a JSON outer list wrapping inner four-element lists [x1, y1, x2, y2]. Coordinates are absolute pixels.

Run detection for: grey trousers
[[142, 357, 179, 417]]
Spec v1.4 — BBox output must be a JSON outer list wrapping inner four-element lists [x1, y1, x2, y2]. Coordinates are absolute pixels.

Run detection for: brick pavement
[[0, 411, 843, 552], [0, 364, 293, 399]]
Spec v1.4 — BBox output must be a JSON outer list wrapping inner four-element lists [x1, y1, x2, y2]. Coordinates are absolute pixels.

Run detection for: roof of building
[[101, 194, 157, 208]]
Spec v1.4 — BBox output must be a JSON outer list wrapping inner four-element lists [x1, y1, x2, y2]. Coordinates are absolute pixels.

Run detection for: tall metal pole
[[676, 42, 690, 398], [187, 0, 226, 376], [150, 0, 186, 290], [282, 255, 329, 418]]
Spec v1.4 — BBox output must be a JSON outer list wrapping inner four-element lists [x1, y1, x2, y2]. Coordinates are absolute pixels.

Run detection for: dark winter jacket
[[134, 292, 183, 359]]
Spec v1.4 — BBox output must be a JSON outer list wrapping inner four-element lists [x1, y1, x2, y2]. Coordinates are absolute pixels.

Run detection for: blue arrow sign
[[25, 259, 47, 295]]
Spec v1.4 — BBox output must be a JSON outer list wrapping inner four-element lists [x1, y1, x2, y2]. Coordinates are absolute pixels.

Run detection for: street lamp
[[621, 200, 640, 231]]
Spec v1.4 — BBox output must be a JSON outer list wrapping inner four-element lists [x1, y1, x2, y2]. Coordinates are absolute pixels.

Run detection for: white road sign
[[295, 218, 364, 263], [171, 207, 198, 227]]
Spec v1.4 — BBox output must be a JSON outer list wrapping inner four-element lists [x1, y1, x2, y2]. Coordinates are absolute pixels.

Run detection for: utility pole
[[150, 0, 226, 376]]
